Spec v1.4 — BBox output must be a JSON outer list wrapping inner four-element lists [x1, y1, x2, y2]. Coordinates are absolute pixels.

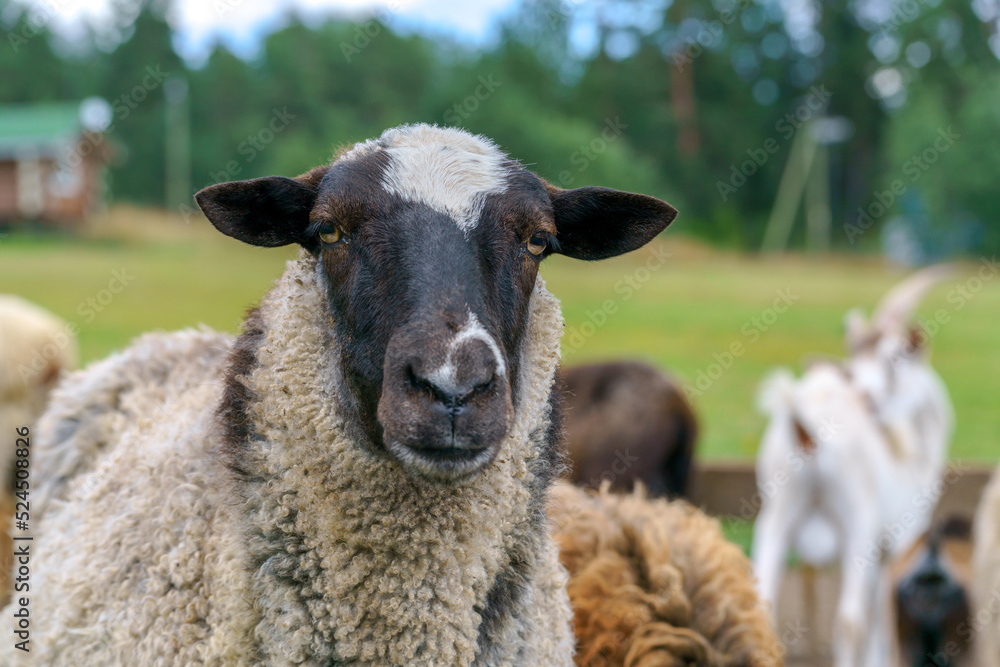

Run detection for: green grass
[[2, 210, 998, 462], [720, 518, 755, 555]]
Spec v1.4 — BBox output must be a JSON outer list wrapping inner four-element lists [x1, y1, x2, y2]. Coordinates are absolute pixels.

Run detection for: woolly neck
[[234, 253, 568, 664]]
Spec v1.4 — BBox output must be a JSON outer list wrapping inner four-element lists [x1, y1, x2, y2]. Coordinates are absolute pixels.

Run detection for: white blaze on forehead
[[427, 312, 506, 396], [340, 124, 510, 234]]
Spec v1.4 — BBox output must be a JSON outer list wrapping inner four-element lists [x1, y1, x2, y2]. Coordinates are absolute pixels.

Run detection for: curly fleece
[[0, 296, 78, 491], [0, 296, 78, 604], [549, 482, 782, 667], [4, 254, 574, 666], [974, 465, 1000, 667]]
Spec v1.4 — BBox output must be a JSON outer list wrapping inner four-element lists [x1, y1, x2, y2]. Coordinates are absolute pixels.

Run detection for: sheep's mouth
[[388, 440, 499, 482], [408, 443, 488, 462]]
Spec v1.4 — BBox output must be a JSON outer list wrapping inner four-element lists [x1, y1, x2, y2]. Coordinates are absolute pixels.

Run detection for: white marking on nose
[[426, 313, 505, 397]]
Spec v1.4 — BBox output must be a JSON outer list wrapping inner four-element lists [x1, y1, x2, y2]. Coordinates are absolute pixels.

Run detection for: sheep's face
[[196, 125, 677, 483]]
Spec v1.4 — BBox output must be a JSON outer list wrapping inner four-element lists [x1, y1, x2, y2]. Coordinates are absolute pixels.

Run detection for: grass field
[[3, 207, 998, 462]]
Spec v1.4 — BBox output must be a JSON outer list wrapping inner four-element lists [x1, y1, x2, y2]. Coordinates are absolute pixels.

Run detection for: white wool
[[343, 124, 509, 234]]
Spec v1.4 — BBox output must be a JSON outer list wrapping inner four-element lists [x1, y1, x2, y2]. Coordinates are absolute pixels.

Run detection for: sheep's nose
[[406, 360, 496, 416], [378, 320, 514, 480]]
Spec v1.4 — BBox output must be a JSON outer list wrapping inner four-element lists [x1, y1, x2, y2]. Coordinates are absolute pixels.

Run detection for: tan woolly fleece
[[3, 254, 574, 666], [0, 296, 78, 489], [974, 465, 1000, 667], [549, 482, 782, 667]]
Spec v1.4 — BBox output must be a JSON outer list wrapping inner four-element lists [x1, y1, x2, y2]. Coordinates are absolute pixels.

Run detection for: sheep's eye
[[319, 227, 343, 245], [526, 231, 548, 256]]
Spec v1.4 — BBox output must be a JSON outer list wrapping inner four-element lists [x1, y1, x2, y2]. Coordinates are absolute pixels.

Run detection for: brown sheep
[[549, 481, 781, 667], [559, 361, 697, 497]]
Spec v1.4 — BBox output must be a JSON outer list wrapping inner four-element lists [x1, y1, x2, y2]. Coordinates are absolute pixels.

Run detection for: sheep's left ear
[[547, 185, 678, 260], [195, 166, 329, 247]]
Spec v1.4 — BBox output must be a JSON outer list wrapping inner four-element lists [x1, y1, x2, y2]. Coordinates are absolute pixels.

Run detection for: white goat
[[751, 267, 954, 667]]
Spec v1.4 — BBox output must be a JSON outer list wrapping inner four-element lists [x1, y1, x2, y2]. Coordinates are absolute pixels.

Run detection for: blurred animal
[[844, 265, 954, 470], [892, 515, 974, 667], [550, 481, 781, 667], [752, 267, 954, 667], [973, 464, 1000, 667], [0, 296, 76, 605], [0, 295, 77, 486], [559, 361, 697, 497]]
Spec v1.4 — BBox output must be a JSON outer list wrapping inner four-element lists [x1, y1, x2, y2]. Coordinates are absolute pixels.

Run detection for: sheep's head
[[196, 124, 677, 483]]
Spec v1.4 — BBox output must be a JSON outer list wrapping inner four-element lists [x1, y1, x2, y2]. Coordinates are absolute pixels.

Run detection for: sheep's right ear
[[195, 166, 329, 247], [545, 184, 678, 260]]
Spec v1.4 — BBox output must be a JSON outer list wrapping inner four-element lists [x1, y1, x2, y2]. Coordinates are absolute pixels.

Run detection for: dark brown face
[[196, 126, 677, 483]]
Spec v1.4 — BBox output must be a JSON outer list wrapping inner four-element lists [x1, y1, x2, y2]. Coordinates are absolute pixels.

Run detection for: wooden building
[[0, 101, 113, 225]]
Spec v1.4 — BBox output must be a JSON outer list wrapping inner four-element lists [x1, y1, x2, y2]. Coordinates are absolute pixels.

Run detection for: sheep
[[751, 268, 954, 667], [549, 481, 781, 667], [0, 296, 77, 604], [6, 124, 693, 666], [558, 361, 697, 498], [891, 515, 974, 667], [973, 463, 1000, 667], [0, 295, 77, 487]]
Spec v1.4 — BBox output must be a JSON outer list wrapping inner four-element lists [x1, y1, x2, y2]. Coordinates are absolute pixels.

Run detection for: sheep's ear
[[195, 166, 329, 247], [546, 184, 678, 260]]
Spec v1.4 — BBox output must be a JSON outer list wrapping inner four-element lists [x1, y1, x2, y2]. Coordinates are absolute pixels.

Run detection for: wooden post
[[760, 122, 818, 253], [165, 78, 191, 213]]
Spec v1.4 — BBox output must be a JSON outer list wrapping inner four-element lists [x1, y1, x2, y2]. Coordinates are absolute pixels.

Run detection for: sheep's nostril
[[433, 375, 496, 409], [406, 363, 496, 410], [914, 571, 947, 587]]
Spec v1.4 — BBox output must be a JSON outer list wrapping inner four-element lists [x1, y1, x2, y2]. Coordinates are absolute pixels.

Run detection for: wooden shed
[[0, 101, 113, 225]]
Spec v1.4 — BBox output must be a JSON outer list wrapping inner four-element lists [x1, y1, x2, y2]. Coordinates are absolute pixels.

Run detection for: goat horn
[[870, 264, 955, 339]]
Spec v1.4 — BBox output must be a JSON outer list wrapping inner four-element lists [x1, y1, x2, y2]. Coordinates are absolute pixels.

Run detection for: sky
[[15, 0, 522, 62]]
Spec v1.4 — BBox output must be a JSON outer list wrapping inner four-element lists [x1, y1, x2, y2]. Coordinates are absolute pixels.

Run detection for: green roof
[[0, 103, 82, 157]]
